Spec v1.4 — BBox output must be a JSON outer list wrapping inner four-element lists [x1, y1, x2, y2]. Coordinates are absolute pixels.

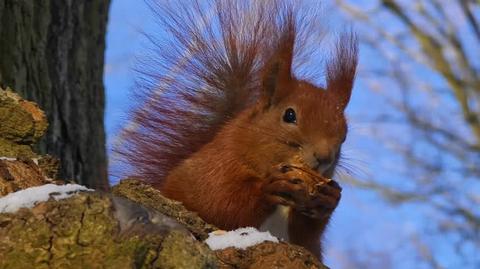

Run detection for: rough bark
[[0, 192, 218, 269], [0, 0, 110, 190], [0, 157, 59, 196], [0, 87, 62, 195], [0, 88, 47, 158], [111, 179, 219, 241]]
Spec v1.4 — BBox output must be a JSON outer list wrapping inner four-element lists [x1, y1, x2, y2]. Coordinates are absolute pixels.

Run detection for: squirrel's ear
[[326, 32, 358, 111], [261, 37, 294, 107]]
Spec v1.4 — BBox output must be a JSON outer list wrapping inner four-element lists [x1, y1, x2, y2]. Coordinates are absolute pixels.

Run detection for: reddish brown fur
[[116, 0, 358, 261]]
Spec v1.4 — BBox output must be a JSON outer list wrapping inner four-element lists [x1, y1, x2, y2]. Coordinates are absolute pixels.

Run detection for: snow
[[1, 157, 39, 165], [0, 157, 17, 161], [205, 227, 279, 250], [0, 184, 93, 214]]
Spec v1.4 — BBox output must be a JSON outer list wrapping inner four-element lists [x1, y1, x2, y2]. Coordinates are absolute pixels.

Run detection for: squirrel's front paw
[[263, 164, 342, 220], [299, 180, 341, 220], [263, 177, 308, 207]]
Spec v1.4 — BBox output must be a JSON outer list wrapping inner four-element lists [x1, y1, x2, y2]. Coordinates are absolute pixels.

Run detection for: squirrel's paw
[[263, 177, 309, 207], [263, 164, 342, 220], [298, 180, 342, 219]]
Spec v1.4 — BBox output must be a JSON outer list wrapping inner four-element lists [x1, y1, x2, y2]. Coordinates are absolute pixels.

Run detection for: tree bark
[[0, 192, 218, 269], [0, 0, 110, 190]]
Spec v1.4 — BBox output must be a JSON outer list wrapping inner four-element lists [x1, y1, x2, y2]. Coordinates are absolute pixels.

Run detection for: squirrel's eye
[[283, 108, 297, 124]]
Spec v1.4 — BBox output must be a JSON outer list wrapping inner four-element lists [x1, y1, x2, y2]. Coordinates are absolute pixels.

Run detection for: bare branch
[[459, 1, 480, 42], [381, 0, 480, 146]]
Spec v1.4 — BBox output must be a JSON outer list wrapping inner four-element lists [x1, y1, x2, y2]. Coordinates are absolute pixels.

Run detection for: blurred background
[[104, 1, 479, 268]]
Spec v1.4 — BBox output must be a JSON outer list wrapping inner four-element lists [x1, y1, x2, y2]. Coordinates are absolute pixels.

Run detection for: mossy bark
[[112, 179, 218, 241], [0, 0, 110, 190], [0, 192, 218, 269], [0, 88, 48, 158]]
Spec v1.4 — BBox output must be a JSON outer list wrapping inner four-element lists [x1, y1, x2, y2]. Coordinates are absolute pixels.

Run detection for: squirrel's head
[[239, 34, 358, 178]]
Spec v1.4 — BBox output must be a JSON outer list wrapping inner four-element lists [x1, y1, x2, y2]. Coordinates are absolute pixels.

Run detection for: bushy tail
[[114, 0, 348, 186]]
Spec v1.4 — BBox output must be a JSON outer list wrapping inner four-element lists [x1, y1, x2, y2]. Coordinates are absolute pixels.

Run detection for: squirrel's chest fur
[[160, 137, 277, 230], [164, 159, 292, 238], [164, 156, 292, 240]]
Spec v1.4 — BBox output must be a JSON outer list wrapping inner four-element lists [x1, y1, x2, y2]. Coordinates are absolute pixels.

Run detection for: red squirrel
[[118, 0, 358, 261]]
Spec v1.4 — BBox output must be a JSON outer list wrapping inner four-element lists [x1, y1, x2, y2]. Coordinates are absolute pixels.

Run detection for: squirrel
[[117, 0, 358, 261]]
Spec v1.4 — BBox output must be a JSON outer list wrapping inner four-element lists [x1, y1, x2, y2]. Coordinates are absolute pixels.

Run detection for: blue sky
[[103, 1, 465, 268]]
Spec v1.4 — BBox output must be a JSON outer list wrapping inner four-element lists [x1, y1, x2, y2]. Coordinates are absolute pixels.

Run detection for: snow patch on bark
[[0, 184, 93, 213], [205, 227, 278, 250], [0, 157, 17, 161]]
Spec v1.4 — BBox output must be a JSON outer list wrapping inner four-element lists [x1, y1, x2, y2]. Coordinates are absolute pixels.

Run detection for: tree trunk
[[0, 0, 110, 190]]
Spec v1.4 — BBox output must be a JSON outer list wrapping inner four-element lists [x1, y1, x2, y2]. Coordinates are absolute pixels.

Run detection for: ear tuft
[[261, 18, 295, 107], [326, 32, 358, 110]]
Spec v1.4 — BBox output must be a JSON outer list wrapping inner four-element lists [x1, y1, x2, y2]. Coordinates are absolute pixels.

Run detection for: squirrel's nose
[[313, 152, 335, 173]]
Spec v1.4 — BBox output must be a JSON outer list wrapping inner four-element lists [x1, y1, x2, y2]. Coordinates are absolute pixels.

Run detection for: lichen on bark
[[112, 178, 218, 241], [0, 88, 47, 143], [0, 192, 218, 269], [0, 87, 47, 158]]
